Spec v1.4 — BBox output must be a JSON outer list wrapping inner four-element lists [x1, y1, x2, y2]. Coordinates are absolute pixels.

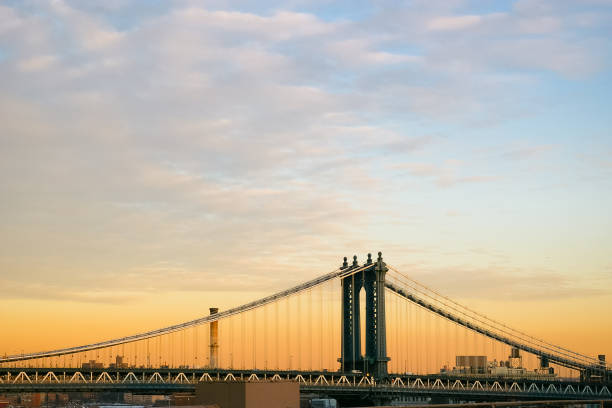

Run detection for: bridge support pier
[[365, 252, 390, 379], [209, 307, 219, 369], [340, 256, 363, 372], [339, 252, 389, 380]]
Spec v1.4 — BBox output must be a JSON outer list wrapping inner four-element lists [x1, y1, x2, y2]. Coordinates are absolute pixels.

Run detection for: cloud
[[445, 210, 464, 217], [326, 38, 421, 67], [0, 0, 610, 308], [394, 161, 498, 188], [0, 278, 138, 304], [0, 5, 23, 35], [427, 15, 482, 31], [17, 54, 58, 72], [516, 16, 562, 34], [502, 145, 555, 160], [390, 264, 612, 301], [377, 135, 437, 155], [173, 9, 334, 40], [48, 0, 125, 51]]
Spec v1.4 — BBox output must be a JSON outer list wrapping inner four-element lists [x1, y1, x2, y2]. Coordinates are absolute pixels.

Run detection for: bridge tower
[[209, 307, 219, 369], [339, 252, 390, 379]]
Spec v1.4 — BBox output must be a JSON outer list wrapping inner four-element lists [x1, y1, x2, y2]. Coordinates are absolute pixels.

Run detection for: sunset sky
[[1, 0, 611, 361]]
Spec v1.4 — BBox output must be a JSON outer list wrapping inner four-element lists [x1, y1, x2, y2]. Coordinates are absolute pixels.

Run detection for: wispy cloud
[[0, 0, 610, 309], [427, 15, 483, 31], [502, 145, 555, 160], [17, 54, 58, 72], [394, 161, 498, 188], [393, 265, 612, 301]]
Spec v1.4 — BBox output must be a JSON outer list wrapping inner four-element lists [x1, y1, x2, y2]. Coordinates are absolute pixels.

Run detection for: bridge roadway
[[1, 367, 610, 402]]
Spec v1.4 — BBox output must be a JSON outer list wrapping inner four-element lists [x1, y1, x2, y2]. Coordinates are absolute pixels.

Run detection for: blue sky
[[0, 0, 611, 325]]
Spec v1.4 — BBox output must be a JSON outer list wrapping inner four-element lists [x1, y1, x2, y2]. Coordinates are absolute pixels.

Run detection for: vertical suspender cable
[[454, 321, 458, 371], [241, 312, 245, 369], [464, 318, 468, 359], [422, 303, 426, 374], [232, 314, 235, 368], [286, 297, 290, 370], [403, 294, 407, 373], [436, 311, 440, 373], [416, 301, 420, 374], [395, 294, 399, 373], [297, 291, 301, 370], [471, 328, 475, 360], [195, 326, 198, 369], [328, 279, 333, 369], [397, 294, 401, 373], [443, 312, 453, 369], [319, 284, 323, 370], [418, 303, 422, 374], [394, 296, 400, 372], [309, 288, 313, 371], [413, 300, 417, 374], [253, 309, 257, 369], [275, 299, 279, 370], [488, 336, 492, 368], [264, 303, 268, 369]]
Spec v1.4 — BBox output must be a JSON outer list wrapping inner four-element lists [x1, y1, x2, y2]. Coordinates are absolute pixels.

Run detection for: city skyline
[[1, 0, 611, 363]]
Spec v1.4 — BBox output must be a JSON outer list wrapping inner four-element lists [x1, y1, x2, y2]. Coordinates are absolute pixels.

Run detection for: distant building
[[109, 355, 128, 369], [82, 359, 104, 370], [455, 355, 487, 374], [442, 349, 555, 378]]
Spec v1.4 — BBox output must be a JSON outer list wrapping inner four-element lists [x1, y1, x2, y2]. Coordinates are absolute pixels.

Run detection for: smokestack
[[209, 308, 219, 369]]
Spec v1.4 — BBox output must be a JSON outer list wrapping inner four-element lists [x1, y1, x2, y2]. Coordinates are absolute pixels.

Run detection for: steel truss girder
[[0, 369, 610, 399]]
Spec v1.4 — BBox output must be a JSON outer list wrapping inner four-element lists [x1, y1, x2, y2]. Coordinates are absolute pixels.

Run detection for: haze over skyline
[[1, 0, 611, 359]]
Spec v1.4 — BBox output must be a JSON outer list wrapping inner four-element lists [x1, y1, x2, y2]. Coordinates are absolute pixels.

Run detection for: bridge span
[[2, 253, 610, 403]]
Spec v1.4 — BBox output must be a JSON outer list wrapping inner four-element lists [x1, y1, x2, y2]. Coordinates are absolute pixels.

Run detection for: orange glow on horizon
[[2, 280, 610, 376]]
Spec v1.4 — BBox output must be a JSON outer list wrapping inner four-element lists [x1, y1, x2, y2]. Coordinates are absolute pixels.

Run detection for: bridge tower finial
[[342, 256, 348, 269], [367, 253, 372, 264], [352, 255, 359, 267]]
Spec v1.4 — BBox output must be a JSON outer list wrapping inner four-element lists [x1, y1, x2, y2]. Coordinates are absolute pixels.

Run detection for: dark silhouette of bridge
[[1, 253, 610, 404]]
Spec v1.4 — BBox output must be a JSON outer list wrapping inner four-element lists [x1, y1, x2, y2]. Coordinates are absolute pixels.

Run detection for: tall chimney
[[209, 308, 219, 368]]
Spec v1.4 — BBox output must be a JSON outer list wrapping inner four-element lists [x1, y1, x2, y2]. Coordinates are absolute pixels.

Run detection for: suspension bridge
[[2, 253, 611, 405]]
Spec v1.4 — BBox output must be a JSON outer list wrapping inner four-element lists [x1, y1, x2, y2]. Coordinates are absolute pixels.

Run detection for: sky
[[0, 0, 611, 360]]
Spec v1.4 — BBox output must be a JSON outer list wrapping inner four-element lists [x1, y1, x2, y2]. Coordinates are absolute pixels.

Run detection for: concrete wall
[[194, 382, 299, 408]]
